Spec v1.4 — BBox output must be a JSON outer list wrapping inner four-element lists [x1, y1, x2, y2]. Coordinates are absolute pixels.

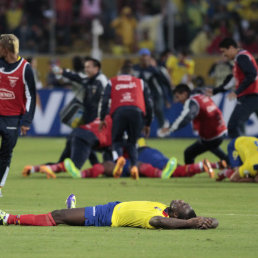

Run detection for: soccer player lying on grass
[[64, 145, 227, 179], [0, 195, 218, 230], [216, 136, 258, 182], [22, 115, 113, 179], [22, 143, 227, 179]]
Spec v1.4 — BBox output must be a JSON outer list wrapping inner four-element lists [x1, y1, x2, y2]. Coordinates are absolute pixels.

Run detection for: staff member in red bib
[[161, 84, 228, 169], [99, 61, 153, 180], [206, 38, 258, 138], [0, 34, 36, 196]]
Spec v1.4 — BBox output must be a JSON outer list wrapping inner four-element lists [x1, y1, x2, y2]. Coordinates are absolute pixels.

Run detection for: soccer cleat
[[216, 171, 226, 182], [40, 165, 56, 179], [217, 160, 228, 169], [130, 166, 139, 180], [64, 158, 81, 178], [22, 165, 33, 177], [161, 157, 177, 179], [66, 194, 76, 209], [113, 157, 126, 178], [203, 159, 215, 178], [0, 209, 9, 225]]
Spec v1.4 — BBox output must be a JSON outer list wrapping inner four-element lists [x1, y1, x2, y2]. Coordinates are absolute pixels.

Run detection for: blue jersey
[[84, 201, 120, 226], [122, 147, 168, 176]]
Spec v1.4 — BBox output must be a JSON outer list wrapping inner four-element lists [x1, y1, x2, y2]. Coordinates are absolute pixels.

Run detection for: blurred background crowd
[[1, 0, 258, 55]]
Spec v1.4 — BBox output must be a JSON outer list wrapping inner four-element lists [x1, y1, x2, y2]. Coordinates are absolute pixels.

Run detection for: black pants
[[58, 128, 99, 169], [184, 135, 228, 164], [112, 107, 144, 166], [228, 94, 258, 138], [0, 116, 20, 186]]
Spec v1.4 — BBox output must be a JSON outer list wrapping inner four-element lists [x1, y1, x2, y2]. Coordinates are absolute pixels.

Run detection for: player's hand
[[227, 91, 237, 100], [190, 217, 218, 229], [99, 120, 106, 131], [52, 65, 63, 75], [20, 126, 30, 136], [142, 126, 150, 138], [204, 88, 213, 97]]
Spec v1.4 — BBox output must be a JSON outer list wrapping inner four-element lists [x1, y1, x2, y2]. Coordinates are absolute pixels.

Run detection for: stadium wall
[[27, 89, 258, 137]]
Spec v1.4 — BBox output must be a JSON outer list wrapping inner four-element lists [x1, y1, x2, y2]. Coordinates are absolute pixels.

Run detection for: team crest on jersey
[[8, 76, 19, 88], [154, 207, 162, 211], [0, 88, 15, 99], [121, 92, 133, 102]]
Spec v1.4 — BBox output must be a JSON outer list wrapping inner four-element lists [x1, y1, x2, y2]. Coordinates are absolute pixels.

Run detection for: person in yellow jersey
[[217, 136, 258, 182], [0, 194, 218, 229]]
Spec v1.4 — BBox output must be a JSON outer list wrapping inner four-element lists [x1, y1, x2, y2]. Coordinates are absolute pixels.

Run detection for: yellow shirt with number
[[111, 201, 167, 229], [235, 136, 258, 177]]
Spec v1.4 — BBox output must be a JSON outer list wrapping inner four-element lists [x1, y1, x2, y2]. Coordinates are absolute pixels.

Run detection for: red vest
[[0, 58, 28, 116], [233, 50, 258, 97], [191, 94, 227, 140], [109, 75, 146, 115], [80, 115, 112, 148]]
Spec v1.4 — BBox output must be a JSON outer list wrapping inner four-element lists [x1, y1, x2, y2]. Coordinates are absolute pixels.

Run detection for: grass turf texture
[[1, 137, 258, 258]]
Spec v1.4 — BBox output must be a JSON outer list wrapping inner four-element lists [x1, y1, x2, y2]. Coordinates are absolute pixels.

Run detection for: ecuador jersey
[[111, 201, 168, 229], [228, 136, 258, 177]]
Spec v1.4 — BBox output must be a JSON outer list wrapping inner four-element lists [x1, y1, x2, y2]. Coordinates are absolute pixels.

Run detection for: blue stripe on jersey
[[227, 138, 242, 167]]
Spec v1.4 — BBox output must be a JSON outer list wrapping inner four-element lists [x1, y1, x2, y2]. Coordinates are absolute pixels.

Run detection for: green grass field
[[1, 137, 258, 258]]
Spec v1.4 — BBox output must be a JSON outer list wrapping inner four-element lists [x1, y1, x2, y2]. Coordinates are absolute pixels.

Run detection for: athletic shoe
[[130, 166, 139, 180], [203, 159, 215, 178], [22, 165, 33, 177], [66, 194, 76, 209], [64, 158, 81, 178], [113, 157, 126, 178], [40, 165, 56, 179], [0, 209, 9, 225], [161, 157, 177, 179], [217, 160, 228, 169], [216, 171, 226, 182]]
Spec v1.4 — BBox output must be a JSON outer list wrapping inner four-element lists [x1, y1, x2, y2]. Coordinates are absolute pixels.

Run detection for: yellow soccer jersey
[[235, 136, 258, 177], [111, 201, 168, 229]]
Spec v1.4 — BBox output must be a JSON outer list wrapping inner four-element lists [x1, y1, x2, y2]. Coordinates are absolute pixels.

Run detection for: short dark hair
[[173, 83, 191, 95], [177, 208, 197, 220], [120, 59, 133, 74], [84, 56, 101, 69], [219, 38, 238, 49]]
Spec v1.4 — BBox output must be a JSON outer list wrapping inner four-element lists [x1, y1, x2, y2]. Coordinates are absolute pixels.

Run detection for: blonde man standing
[[0, 34, 36, 197]]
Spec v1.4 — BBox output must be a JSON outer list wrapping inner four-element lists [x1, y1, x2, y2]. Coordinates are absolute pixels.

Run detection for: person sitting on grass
[[0, 194, 218, 230], [216, 136, 258, 182]]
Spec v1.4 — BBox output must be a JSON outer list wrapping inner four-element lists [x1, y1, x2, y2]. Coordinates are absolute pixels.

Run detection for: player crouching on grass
[[216, 136, 258, 182], [0, 194, 218, 230]]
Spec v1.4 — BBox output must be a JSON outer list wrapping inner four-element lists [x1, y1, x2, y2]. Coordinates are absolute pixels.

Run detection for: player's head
[[0, 34, 19, 57], [120, 59, 133, 75], [219, 38, 238, 60], [173, 84, 191, 104], [168, 200, 197, 220], [84, 57, 101, 77], [139, 48, 151, 67]]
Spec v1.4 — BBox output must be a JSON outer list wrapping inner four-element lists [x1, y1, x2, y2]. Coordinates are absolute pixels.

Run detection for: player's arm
[[149, 216, 218, 230], [99, 82, 111, 130], [62, 69, 87, 84], [230, 168, 256, 183], [169, 99, 198, 133], [212, 74, 235, 95], [21, 64, 36, 134]]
